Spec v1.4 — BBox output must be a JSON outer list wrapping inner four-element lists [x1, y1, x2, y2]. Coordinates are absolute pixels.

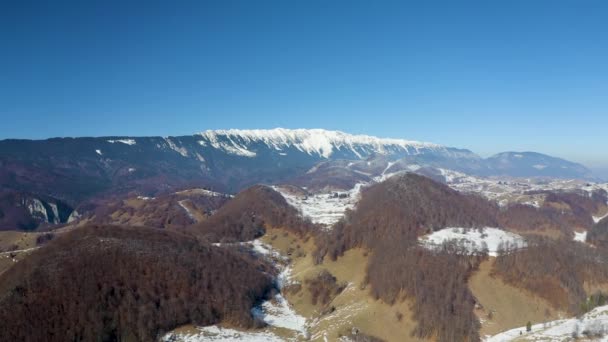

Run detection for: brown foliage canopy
[[315, 174, 495, 342], [493, 237, 608, 312], [588, 217, 608, 249], [366, 239, 483, 342], [500, 190, 607, 233], [316, 173, 498, 261], [0, 225, 274, 342], [192, 185, 316, 242]]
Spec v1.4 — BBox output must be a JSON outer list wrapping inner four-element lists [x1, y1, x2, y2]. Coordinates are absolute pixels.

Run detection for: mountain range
[[0, 128, 595, 230]]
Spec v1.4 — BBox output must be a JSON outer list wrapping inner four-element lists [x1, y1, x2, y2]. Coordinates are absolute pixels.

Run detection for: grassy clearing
[[0, 230, 38, 251], [262, 227, 423, 342], [0, 230, 41, 275], [469, 259, 561, 338]]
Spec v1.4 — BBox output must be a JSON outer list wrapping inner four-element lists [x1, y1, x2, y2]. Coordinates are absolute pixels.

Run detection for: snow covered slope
[[198, 128, 466, 159], [273, 183, 365, 227], [486, 305, 608, 341], [420, 227, 526, 257], [162, 326, 284, 342]]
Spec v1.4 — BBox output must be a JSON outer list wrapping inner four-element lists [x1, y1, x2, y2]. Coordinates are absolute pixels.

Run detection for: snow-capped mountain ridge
[[198, 128, 476, 160]]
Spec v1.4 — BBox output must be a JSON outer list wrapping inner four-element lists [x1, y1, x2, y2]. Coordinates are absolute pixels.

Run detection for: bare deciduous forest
[[315, 173, 498, 261], [191, 185, 316, 242], [314, 174, 495, 341], [588, 217, 608, 248], [0, 225, 274, 342], [493, 237, 608, 312]]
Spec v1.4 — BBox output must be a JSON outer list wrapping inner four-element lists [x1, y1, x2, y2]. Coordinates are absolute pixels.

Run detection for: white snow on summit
[[107, 139, 136, 145], [198, 128, 460, 159], [198, 132, 257, 157]]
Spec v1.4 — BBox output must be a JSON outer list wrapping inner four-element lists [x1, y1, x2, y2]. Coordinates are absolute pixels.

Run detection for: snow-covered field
[[486, 305, 608, 342], [574, 230, 588, 243], [274, 184, 365, 227], [419, 227, 526, 257], [439, 168, 608, 208], [162, 326, 284, 342], [252, 292, 307, 334]]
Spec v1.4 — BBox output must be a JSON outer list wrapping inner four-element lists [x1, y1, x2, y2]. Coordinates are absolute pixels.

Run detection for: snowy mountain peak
[[198, 128, 449, 159]]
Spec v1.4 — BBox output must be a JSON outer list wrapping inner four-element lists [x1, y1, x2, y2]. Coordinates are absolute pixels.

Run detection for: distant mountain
[[0, 128, 595, 230], [485, 152, 593, 179]]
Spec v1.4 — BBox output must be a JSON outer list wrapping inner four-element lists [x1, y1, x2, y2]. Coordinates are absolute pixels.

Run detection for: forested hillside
[[0, 225, 274, 342]]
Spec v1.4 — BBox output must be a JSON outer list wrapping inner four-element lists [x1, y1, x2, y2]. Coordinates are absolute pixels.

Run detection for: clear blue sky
[[1, 1, 607, 171]]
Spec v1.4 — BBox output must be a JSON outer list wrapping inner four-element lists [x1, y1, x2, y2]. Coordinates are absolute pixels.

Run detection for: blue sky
[[1, 1, 607, 172]]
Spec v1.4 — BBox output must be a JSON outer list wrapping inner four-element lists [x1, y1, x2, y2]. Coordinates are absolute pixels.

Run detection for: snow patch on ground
[[252, 292, 307, 334], [574, 230, 588, 243], [522, 200, 541, 208], [248, 241, 308, 336], [178, 200, 196, 221], [594, 213, 608, 224], [273, 183, 365, 227], [420, 227, 526, 257], [162, 326, 284, 342], [486, 304, 608, 341], [107, 139, 136, 145], [174, 188, 232, 198]]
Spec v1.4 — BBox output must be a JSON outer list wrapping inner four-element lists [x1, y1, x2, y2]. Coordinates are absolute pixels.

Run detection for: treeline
[[499, 190, 607, 233], [191, 185, 316, 242], [497, 204, 578, 235], [493, 237, 608, 313], [315, 173, 498, 261], [315, 173, 494, 341], [366, 239, 483, 342], [310, 174, 608, 341], [587, 217, 608, 248], [0, 225, 274, 342]]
